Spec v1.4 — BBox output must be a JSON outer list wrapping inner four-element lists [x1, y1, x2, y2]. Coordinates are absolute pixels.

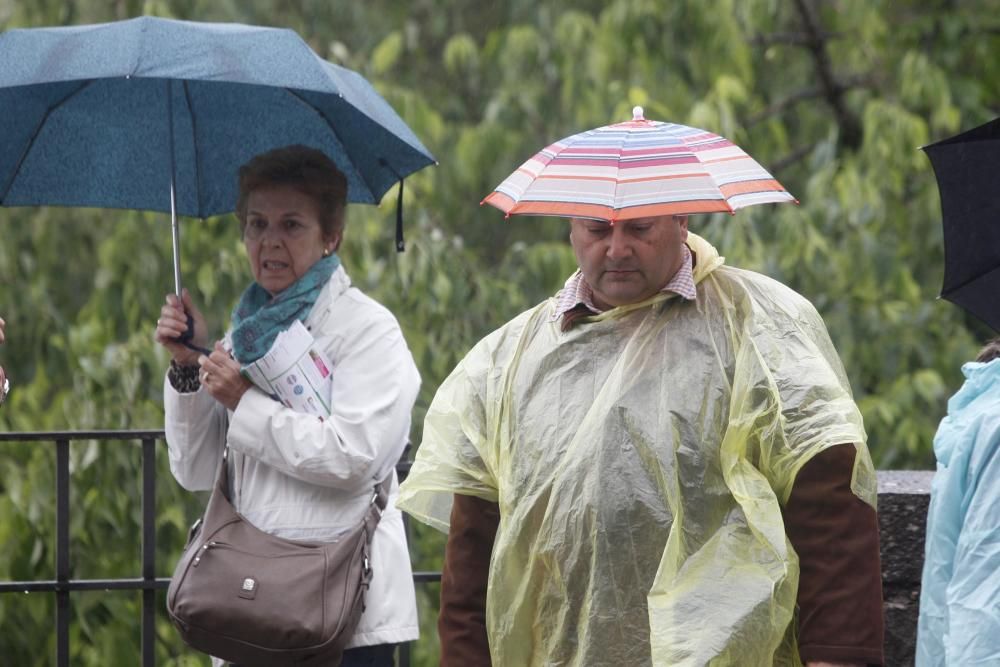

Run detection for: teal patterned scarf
[[230, 254, 340, 365]]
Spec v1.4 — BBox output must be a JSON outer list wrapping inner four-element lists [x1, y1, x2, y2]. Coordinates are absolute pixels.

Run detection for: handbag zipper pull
[[192, 541, 217, 567]]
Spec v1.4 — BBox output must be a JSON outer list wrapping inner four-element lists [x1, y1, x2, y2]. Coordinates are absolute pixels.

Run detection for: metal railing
[[0, 430, 440, 667]]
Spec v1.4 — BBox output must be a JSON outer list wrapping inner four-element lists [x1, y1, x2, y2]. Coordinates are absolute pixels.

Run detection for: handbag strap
[[360, 468, 393, 539]]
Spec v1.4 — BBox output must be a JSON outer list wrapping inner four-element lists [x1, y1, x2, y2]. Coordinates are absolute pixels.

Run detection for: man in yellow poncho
[[397, 215, 884, 666]]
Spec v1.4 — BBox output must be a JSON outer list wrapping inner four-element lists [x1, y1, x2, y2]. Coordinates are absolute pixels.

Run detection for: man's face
[[569, 215, 689, 310]]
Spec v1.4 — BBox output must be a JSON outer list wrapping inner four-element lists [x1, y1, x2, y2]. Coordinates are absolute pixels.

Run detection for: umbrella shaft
[[167, 79, 182, 296], [170, 182, 182, 295]]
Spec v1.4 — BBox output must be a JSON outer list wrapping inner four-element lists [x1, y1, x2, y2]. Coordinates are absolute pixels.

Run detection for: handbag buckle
[[186, 517, 202, 544], [370, 490, 383, 517]]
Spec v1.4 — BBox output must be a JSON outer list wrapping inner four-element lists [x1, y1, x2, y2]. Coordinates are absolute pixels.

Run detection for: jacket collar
[[305, 264, 351, 331]]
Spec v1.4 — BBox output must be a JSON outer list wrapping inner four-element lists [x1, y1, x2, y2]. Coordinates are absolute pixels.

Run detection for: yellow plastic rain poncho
[[397, 233, 877, 667]]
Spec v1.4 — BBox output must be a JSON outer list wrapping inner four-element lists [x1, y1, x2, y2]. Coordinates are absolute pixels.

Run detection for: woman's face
[[243, 185, 336, 296]]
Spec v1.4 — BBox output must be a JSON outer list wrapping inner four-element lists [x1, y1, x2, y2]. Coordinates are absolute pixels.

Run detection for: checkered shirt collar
[[552, 244, 697, 319]]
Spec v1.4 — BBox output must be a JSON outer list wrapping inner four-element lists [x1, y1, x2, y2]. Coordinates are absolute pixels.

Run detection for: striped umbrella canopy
[[483, 107, 795, 221]]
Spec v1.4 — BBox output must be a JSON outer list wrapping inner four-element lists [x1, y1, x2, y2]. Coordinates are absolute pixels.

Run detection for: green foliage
[[1, 0, 999, 664]]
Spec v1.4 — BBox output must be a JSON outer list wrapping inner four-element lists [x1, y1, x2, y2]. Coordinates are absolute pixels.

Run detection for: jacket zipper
[[191, 540, 324, 567]]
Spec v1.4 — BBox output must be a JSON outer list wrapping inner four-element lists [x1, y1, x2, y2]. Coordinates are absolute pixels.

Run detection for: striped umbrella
[[483, 107, 795, 221]]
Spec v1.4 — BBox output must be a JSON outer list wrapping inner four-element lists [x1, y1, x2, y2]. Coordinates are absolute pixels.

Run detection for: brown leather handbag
[[166, 449, 390, 666]]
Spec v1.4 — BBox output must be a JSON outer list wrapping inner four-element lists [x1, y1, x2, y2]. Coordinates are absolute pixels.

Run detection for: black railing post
[[141, 437, 157, 667], [55, 438, 70, 667]]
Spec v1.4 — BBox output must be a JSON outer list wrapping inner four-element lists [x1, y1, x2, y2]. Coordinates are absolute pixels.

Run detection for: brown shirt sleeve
[[438, 494, 499, 667], [784, 443, 885, 666]]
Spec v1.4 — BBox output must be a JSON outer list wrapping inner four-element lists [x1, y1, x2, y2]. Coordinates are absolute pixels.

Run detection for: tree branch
[[770, 143, 817, 174], [746, 85, 824, 127], [791, 0, 864, 150], [746, 73, 875, 127], [749, 30, 842, 47]]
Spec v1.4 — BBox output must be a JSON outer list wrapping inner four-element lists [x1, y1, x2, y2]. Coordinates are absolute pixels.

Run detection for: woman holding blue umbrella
[[154, 145, 420, 666]]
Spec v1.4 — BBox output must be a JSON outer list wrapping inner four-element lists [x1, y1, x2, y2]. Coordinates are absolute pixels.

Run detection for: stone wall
[[877, 470, 934, 667]]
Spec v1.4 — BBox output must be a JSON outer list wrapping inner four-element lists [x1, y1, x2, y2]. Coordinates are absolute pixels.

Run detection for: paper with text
[[241, 320, 333, 417]]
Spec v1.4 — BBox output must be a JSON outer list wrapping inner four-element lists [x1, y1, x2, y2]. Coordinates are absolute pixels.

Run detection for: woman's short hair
[[976, 337, 1000, 363], [235, 145, 348, 244]]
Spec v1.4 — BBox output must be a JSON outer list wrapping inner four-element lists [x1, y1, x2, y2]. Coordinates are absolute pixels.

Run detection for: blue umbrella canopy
[[0, 16, 435, 216]]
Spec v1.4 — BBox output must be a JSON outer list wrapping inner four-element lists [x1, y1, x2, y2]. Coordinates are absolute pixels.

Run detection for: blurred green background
[[0, 0, 998, 664]]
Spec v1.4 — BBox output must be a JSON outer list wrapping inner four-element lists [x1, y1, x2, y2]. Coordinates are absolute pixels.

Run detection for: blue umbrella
[[0, 16, 436, 296]]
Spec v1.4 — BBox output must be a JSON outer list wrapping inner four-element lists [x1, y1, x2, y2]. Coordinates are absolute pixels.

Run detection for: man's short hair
[[235, 145, 348, 244]]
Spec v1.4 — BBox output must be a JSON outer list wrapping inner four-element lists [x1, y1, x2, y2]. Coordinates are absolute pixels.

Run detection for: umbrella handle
[[377, 158, 406, 253], [175, 312, 211, 356]]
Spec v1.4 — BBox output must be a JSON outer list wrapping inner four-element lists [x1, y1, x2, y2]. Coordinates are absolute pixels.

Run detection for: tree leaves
[[1, 1, 998, 664]]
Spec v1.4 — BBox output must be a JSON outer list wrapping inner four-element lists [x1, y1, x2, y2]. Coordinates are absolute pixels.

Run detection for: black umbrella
[[922, 116, 1000, 332]]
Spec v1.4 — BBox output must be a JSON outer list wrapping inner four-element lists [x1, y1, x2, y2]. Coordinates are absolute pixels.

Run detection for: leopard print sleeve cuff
[[167, 360, 201, 393]]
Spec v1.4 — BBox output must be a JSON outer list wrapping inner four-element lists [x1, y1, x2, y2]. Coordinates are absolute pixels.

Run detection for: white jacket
[[164, 265, 420, 650]]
